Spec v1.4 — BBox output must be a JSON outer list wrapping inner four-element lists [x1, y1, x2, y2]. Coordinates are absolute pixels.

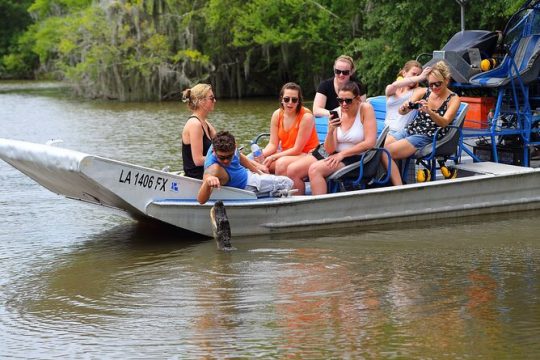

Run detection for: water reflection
[[1, 210, 539, 358]]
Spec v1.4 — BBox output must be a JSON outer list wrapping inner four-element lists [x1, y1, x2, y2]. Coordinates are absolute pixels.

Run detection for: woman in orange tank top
[[261, 82, 319, 175]]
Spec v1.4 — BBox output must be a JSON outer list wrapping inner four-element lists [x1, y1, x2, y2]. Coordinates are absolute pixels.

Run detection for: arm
[[240, 153, 268, 174], [423, 95, 461, 128], [313, 92, 330, 117], [386, 67, 431, 97], [197, 164, 226, 204], [323, 111, 340, 154], [262, 110, 280, 157], [398, 87, 426, 115]]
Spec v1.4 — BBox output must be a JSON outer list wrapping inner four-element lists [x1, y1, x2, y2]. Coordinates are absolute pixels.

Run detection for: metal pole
[[461, 3, 465, 32], [455, 0, 468, 32]]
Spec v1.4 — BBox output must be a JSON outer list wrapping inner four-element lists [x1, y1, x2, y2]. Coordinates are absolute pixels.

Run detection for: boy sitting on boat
[[197, 131, 294, 204]]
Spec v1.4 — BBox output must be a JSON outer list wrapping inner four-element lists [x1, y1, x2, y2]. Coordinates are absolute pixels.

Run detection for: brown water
[[1, 81, 540, 358]]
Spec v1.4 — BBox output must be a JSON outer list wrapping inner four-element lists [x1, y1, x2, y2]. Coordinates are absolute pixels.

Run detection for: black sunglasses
[[334, 69, 351, 76], [428, 81, 443, 89], [336, 97, 356, 105], [216, 152, 235, 161], [282, 96, 299, 103]]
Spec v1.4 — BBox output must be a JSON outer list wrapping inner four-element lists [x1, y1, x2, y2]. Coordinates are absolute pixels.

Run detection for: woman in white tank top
[[384, 60, 431, 134], [286, 81, 377, 195]]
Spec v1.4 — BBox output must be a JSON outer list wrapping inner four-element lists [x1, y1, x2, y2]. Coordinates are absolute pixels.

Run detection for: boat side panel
[[147, 170, 540, 236], [80, 156, 257, 215]]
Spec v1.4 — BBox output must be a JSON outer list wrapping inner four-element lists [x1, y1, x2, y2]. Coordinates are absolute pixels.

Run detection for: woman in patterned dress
[[381, 61, 461, 186]]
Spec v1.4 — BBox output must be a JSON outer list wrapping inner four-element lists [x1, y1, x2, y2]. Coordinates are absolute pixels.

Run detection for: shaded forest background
[[0, 0, 523, 101]]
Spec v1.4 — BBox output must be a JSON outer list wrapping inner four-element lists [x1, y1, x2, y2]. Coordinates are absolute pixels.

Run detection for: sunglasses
[[282, 96, 299, 103], [334, 69, 351, 76], [336, 97, 356, 105], [216, 152, 235, 161], [206, 95, 216, 101], [428, 81, 443, 89]]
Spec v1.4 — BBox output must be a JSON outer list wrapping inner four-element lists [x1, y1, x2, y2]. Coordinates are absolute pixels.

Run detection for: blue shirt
[[204, 146, 248, 189]]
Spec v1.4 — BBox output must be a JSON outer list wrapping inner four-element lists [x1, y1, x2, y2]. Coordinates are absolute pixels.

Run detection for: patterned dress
[[406, 88, 456, 140]]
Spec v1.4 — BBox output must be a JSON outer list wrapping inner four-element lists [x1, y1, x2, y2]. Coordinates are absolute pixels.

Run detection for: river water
[[1, 81, 539, 358]]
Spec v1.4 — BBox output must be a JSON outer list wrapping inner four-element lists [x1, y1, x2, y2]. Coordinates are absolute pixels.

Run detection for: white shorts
[[245, 171, 294, 195]]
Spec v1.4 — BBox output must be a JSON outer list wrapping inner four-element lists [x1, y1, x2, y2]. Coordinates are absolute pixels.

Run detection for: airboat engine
[[423, 30, 500, 84]]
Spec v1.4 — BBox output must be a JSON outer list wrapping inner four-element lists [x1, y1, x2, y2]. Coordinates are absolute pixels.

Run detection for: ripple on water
[[2, 85, 540, 358]]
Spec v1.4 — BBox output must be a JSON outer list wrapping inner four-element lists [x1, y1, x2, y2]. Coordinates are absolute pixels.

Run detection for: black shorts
[[341, 154, 363, 166]]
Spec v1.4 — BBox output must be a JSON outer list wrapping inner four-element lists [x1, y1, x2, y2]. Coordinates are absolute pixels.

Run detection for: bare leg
[[309, 160, 344, 195], [286, 155, 317, 195], [274, 154, 306, 176], [384, 139, 417, 186]]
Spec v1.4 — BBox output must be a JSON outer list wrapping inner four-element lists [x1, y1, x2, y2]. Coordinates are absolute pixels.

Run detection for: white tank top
[[336, 107, 364, 152], [385, 89, 417, 132]]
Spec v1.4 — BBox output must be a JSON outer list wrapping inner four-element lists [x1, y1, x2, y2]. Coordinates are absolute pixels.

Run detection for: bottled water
[[250, 142, 264, 163]]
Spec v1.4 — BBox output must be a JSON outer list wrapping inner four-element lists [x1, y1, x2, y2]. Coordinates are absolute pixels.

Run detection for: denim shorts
[[391, 129, 432, 149]]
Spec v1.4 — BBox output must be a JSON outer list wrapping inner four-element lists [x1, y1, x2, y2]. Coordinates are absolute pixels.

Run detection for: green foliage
[[28, 0, 92, 18], [0, 0, 35, 78], [1, 0, 528, 98]]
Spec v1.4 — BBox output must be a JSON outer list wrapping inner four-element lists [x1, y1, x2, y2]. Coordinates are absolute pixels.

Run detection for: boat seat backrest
[[314, 116, 328, 142], [367, 96, 388, 134]]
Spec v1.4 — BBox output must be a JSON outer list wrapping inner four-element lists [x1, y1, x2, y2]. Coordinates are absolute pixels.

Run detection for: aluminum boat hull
[[2, 138, 540, 237]]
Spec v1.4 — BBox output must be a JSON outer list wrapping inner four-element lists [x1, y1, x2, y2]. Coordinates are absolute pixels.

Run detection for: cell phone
[[329, 110, 339, 120], [408, 101, 421, 110]]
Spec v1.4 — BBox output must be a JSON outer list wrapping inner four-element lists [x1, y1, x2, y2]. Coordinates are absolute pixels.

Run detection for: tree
[[0, 0, 37, 78], [346, 0, 521, 95], [0, 0, 523, 98]]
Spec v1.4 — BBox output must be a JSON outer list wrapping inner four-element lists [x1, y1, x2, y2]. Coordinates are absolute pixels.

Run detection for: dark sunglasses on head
[[282, 96, 299, 103], [428, 81, 443, 89], [216, 152, 235, 161], [334, 69, 351, 76], [336, 97, 356, 105]]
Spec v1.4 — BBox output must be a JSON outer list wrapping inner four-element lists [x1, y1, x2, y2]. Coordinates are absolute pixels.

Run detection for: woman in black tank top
[[181, 84, 217, 179]]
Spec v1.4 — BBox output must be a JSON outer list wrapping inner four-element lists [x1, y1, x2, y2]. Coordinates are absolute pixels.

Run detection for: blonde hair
[[430, 61, 452, 81], [334, 55, 356, 73], [182, 83, 212, 110]]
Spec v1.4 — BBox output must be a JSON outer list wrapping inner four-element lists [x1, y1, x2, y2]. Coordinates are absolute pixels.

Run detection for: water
[[1, 81, 540, 358]]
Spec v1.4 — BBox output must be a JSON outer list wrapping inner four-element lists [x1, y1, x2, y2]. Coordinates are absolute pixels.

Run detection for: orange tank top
[[277, 106, 319, 153]]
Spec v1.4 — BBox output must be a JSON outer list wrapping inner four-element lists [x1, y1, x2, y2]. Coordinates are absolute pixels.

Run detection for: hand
[[400, 101, 409, 113], [419, 100, 429, 113], [420, 66, 432, 80], [329, 118, 341, 129], [257, 163, 270, 174], [263, 155, 275, 167], [204, 175, 221, 189], [324, 152, 344, 169]]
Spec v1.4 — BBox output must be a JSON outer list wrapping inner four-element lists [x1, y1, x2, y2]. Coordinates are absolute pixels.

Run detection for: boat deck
[[454, 161, 536, 175]]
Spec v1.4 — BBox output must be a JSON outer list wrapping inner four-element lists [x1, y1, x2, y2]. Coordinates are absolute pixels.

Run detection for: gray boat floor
[[454, 161, 536, 175]]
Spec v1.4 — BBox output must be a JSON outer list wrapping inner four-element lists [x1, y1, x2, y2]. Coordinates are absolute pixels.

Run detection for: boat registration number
[[118, 169, 168, 192]]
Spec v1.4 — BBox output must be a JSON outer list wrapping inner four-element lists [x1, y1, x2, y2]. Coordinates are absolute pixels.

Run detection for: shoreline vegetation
[[0, 0, 518, 101]]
